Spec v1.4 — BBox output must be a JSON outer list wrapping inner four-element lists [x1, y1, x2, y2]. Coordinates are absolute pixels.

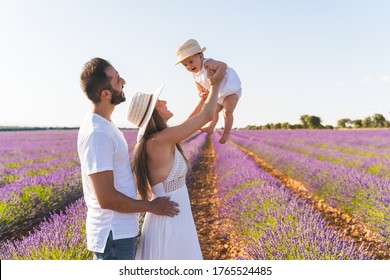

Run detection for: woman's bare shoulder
[[146, 132, 174, 155]]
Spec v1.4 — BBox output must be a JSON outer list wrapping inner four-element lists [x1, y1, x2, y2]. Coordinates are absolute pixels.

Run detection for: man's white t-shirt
[[77, 113, 138, 253]]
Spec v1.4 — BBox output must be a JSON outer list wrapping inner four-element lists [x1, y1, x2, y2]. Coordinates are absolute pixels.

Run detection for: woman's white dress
[[135, 147, 203, 260]]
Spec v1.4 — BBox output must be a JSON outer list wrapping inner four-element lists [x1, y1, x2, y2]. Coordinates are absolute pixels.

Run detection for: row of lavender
[[0, 130, 207, 259], [229, 129, 390, 245], [0, 130, 84, 240], [212, 133, 373, 259], [234, 129, 390, 178]]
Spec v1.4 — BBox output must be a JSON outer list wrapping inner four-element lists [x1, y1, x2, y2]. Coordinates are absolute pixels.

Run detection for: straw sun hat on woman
[[127, 84, 164, 142]]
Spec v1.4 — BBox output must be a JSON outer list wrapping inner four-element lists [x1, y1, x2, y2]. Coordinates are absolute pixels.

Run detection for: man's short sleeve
[[82, 132, 114, 175]]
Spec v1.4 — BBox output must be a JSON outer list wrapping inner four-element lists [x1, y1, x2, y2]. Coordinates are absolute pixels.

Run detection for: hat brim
[[175, 47, 206, 65], [137, 84, 164, 142]]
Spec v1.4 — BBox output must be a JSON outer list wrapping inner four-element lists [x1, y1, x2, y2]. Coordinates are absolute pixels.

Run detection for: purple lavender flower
[[213, 133, 374, 259], [229, 130, 390, 243]]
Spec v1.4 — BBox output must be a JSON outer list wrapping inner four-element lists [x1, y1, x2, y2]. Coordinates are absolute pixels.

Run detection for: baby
[[175, 39, 242, 144]]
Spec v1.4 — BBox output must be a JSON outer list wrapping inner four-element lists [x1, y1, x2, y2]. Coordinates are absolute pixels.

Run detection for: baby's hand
[[196, 82, 209, 100]]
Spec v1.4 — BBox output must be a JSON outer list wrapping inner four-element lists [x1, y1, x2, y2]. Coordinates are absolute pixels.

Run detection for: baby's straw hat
[[127, 84, 164, 142], [175, 39, 206, 65]]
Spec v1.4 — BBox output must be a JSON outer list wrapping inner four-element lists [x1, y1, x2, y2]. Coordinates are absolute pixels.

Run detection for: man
[[78, 58, 179, 260]]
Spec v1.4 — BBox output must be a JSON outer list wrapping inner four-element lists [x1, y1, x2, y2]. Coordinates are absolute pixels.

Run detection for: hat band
[[137, 95, 153, 127]]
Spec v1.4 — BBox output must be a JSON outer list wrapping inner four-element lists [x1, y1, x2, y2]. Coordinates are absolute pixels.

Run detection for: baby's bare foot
[[219, 132, 230, 144]]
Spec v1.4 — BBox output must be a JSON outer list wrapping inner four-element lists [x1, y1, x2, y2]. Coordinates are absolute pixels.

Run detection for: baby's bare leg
[[201, 104, 223, 135], [219, 94, 239, 144]]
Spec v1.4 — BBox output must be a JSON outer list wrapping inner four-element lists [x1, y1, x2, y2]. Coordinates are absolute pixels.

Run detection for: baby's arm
[[196, 81, 209, 99], [204, 59, 227, 83]]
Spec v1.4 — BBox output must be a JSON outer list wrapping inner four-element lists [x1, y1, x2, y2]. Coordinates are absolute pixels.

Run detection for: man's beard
[[110, 88, 126, 105]]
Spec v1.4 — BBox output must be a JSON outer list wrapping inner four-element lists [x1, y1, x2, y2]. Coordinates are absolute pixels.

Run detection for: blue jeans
[[93, 231, 136, 260]]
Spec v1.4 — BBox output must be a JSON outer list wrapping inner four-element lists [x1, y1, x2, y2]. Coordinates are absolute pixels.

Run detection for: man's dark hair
[[80, 58, 112, 103]]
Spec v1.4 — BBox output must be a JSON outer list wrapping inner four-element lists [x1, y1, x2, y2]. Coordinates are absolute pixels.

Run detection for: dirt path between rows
[[187, 136, 246, 259], [230, 140, 390, 260]]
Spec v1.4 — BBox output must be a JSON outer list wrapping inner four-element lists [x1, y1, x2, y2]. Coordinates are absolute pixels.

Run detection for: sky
[[0, 0, 389, 129]]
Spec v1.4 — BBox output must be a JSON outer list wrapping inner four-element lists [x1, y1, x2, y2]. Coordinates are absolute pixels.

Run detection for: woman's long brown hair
[[132, 110, 189, 201]]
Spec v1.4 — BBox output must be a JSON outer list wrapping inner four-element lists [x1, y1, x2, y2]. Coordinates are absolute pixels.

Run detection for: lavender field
[[0, 129, 206, 259], [0, 129, 389, 259], [229, 129, 390, 247]]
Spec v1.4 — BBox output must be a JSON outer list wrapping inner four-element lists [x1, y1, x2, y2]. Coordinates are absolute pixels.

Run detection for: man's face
[[109, 87, 126, 105], [105, 65, 126, 105]]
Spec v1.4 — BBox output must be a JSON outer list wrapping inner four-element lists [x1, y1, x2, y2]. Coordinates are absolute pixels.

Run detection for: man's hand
[[149, 197, 179, 217]]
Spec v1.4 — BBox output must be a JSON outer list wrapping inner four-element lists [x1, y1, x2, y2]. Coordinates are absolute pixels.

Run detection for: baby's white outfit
[[192, 58, 242, 105]]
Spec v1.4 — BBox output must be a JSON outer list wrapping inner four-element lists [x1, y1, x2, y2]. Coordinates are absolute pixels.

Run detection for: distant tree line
[[337, 113, 390, 129], [243, 113, 390, 130]]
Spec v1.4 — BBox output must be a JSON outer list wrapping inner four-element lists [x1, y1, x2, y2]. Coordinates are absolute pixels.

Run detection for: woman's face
[[155, 99, 173, 122]]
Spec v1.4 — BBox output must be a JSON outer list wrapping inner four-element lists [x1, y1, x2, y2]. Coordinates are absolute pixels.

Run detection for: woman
[[127, 68, 221, 259]]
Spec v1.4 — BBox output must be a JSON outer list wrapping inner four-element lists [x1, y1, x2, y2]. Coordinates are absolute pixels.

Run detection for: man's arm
[[88, 170, 179, 216]]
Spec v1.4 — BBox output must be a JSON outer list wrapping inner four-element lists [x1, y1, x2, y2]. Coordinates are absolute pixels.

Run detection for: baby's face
[[181, 53, 203, 73]]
